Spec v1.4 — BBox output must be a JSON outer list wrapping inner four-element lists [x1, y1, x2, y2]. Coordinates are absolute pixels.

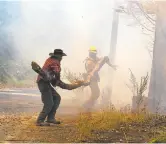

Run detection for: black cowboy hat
[[49, 49, 67, 56]]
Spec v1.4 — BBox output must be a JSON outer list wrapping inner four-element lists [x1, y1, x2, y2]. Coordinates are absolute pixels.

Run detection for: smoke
[[12, 0, 114, 66], [4, 0, 153, 109]]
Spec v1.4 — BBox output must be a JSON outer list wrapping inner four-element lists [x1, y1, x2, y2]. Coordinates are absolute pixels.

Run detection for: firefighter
[[35, 49, 89, 126], [83, 46, 116, 112], [82, 46, 101, 112]]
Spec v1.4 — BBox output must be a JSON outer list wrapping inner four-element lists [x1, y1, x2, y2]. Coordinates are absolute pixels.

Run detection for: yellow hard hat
[[89, 46, 97, 53]]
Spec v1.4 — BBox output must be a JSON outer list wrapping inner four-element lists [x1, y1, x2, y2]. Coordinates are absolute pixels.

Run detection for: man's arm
[[56, 80, 89, 90], [104, 56, 117, 70]]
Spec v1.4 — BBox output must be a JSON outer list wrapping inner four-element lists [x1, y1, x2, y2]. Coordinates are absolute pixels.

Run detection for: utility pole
[[109, 1, 119, 63], [102, 0, 120, 108]]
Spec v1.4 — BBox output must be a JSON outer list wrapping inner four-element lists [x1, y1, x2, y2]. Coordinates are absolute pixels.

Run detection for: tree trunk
[[148, 2, 166, 114]]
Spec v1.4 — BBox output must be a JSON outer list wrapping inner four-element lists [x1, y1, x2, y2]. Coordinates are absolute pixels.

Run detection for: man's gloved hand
[[104, 56, 109, 62], [111, 65, 117, 70], [104, 56, 117, 71]]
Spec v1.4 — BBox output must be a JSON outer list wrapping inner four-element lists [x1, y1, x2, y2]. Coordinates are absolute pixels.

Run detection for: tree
[[148, 1, 166, 114], [117, 0, 157, 58]]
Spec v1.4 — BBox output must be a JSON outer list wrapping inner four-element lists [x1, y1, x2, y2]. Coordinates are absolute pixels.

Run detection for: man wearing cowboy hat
[[35, 49, 89, 126]]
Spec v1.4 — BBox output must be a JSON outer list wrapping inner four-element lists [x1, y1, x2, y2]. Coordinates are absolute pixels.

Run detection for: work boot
[[36, 121, 50, 126], [47, 110, 60, 124], [46, 119, 61, 124], [36, 112, 50, 126]]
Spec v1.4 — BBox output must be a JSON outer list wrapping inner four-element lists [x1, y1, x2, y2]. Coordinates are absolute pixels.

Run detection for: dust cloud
[[7, 0, 153, 109]]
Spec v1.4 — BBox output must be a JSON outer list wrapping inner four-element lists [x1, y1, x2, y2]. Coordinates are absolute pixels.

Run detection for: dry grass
[[0, 79, 36, 89], [63, 68, 85, 93], [76, 110, 146, 139], [1, 109, 166, 143], [75, 108, 166, 142], [150, 133, 166, 143], [10, 80, 36, 88], [63, 68, 84, 84]]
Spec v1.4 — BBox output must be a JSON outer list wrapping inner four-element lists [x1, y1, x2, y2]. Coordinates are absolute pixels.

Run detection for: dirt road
[[0, 88, 84, 115]]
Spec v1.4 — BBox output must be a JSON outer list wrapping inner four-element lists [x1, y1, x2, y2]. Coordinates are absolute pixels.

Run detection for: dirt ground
[[0, 112, 166, 143]]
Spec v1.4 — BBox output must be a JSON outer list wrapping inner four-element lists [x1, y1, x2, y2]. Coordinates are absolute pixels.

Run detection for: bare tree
[[118, 0, 157, 58]]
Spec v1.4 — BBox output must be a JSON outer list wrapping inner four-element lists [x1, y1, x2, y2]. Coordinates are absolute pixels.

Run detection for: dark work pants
[[36, 80, 61, 123]]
